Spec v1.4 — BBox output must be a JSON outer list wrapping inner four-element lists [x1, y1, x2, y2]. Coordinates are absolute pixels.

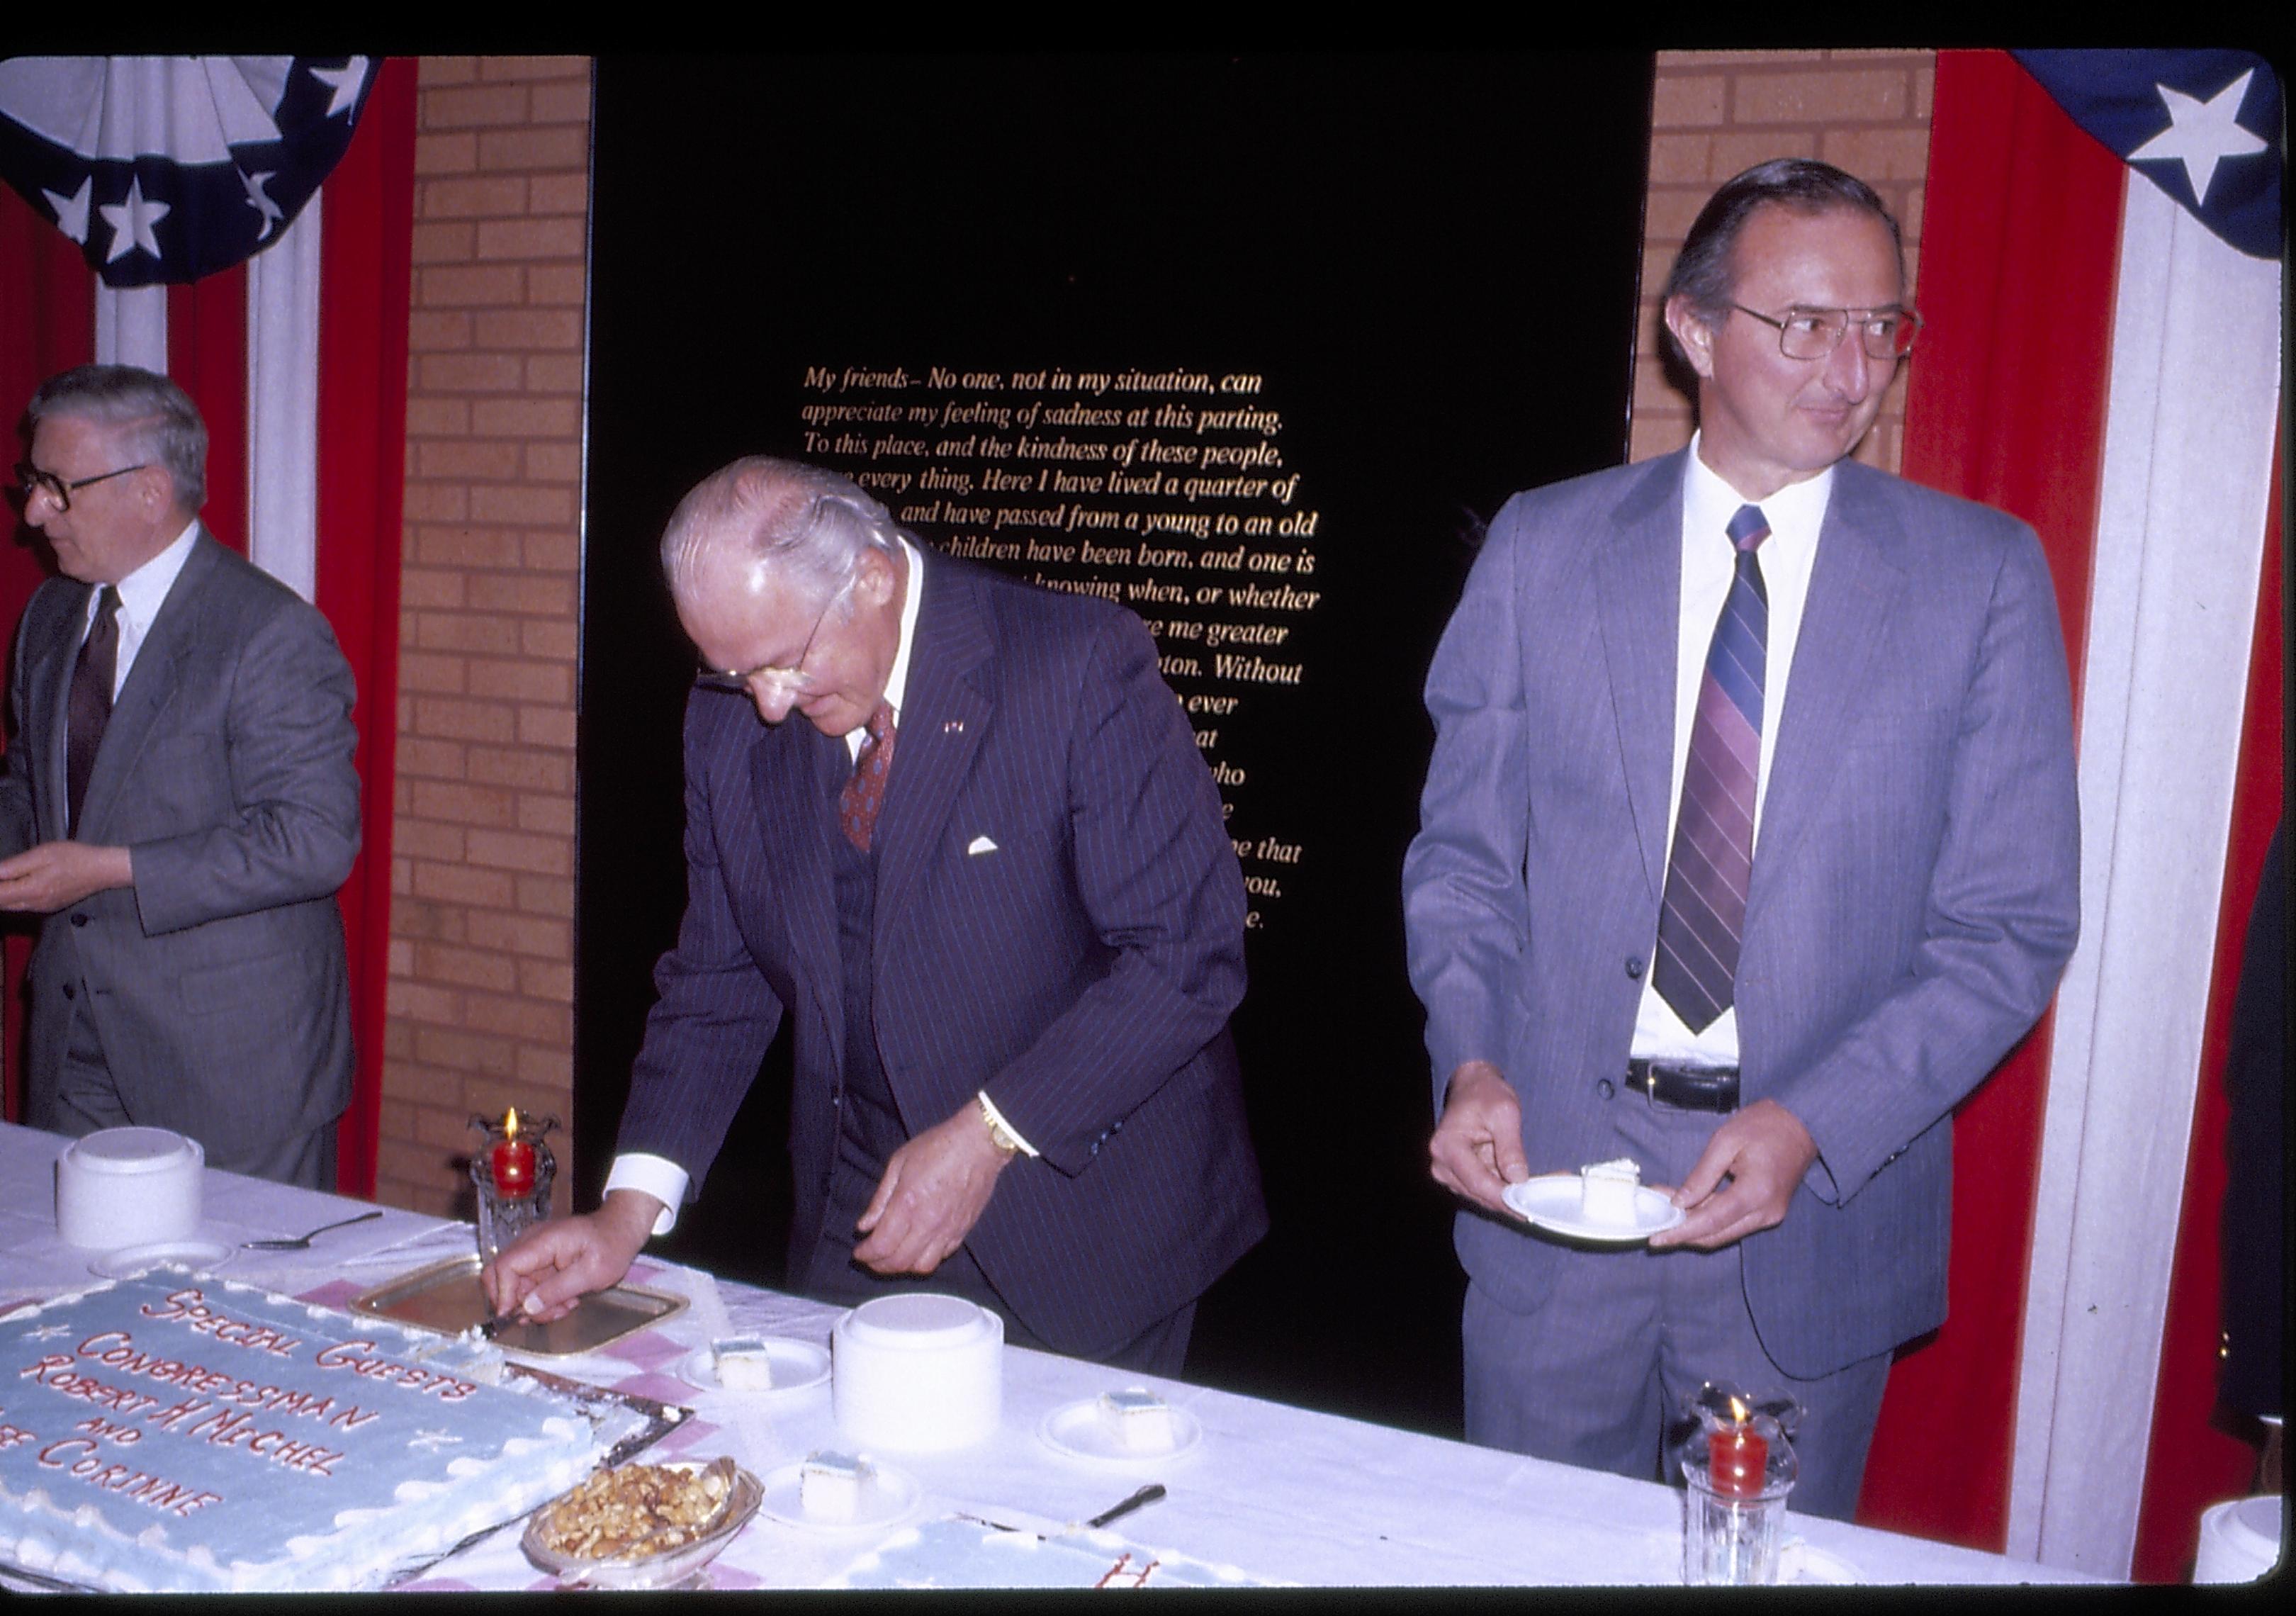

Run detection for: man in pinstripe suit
[[489, 459, 1265, 1371]]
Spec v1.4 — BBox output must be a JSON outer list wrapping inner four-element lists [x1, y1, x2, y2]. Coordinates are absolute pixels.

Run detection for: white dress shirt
[[80, 518, 199, 699], [1627, 437, 1834, 1067]]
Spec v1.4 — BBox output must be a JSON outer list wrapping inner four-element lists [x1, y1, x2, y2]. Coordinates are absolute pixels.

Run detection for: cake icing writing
[[0, 1269, 626, 1592]]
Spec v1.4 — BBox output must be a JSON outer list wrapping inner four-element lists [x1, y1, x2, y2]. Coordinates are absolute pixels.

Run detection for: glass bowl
[[521, 1459, 763, 1590]]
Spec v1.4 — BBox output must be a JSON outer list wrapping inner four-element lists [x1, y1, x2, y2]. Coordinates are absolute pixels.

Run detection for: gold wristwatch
[[977, 1092, 1023, 1155]]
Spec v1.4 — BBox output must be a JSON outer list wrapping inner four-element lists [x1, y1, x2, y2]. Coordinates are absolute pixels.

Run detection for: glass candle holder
[[1675, 1391, 1800, 1586], [468, 1109, 558, 1264]]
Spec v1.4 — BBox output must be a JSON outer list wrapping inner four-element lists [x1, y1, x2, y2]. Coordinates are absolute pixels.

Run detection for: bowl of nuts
[[522, 1454, 762, 1589]]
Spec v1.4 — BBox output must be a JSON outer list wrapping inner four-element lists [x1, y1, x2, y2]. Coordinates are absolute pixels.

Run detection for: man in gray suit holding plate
[[1403, 160, 2079, 1517], [1, 364, 360, 1189]]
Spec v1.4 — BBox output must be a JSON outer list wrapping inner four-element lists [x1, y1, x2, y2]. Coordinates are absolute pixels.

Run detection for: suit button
[[71, 914, 89, 927], [1625, 957, 1644, 979], [1597, 1078, 1615, 1099], [62, 984, 76, 1000]]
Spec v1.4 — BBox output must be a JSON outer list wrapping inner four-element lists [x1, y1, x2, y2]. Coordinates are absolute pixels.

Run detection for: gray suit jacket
[[0, 532, 361, 1165], [1403, 451, 2080, 1376]]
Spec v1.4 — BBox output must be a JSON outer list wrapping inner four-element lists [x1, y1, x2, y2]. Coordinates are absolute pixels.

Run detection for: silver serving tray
[[348, 1252, 688, 1356]]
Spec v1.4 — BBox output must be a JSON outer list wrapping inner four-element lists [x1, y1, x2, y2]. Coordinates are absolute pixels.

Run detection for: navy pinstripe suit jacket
[[618, 554, 1267, 1354]]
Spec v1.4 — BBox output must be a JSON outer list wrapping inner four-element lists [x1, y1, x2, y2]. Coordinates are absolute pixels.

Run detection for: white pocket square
[[966, 835, 1000, 856]]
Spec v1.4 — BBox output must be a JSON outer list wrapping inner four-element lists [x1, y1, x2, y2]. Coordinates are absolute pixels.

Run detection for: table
[[0, 1122, 2095, 1588]]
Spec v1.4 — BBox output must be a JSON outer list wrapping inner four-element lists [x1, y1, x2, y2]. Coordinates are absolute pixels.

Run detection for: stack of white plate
[[56, 1127, 203, 1250], [2193, 1493, 2283, 1583], [831, 1294, 1003, 1451]]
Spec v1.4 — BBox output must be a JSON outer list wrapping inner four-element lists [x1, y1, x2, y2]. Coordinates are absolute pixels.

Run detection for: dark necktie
[[66, 585, 122, 837], [1653, 504, 1770, 1033], [838, 700, 897, 852]]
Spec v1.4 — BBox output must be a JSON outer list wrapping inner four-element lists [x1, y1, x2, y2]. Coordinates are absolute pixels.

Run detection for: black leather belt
[[1626, 1059, 1740, 1112]]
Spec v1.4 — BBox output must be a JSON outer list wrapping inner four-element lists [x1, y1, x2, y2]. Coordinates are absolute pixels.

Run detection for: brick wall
[[1631, 50, 1935, 468], [378, 57, 592, 1217], [364, 52, 1936, 1216]]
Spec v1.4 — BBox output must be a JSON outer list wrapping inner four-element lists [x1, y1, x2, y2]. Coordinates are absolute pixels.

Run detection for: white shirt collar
[[1682, 432, 1833, 549], [847, 534, 924, 755], [93, 517, 199, 636]]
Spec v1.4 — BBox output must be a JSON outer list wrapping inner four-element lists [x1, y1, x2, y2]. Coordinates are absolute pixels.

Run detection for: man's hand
[[853, 1101, 1015, 1275], [1429, 1060, 1529, 1216], [0, 841, 133, 913], [1648, 1099, 1817, 1250], [482, 1189, 660, 1324]]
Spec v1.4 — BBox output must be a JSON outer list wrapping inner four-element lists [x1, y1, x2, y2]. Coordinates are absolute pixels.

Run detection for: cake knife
[[960, 1483, 1167, 1538]]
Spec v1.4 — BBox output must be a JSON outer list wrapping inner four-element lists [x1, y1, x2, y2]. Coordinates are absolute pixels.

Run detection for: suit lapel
[[1748, 466, 1910, 914], [77, 534, 225, 841], [749, 712, 846, 1056], [1592, 455, 1687, 903], [872, 556, 991, 960], [30, 583, 94, 838]]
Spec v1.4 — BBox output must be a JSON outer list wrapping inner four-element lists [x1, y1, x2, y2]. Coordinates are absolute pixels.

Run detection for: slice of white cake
[[1578, 1157, 1643, 1225], [712, 1335, 775, 1390], [799, 1449, 874, 1522], [1096, 1387, 1175, 1453]]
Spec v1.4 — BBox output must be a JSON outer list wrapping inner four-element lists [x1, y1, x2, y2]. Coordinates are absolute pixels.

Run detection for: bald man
[[488, 459, 1265, 1372]]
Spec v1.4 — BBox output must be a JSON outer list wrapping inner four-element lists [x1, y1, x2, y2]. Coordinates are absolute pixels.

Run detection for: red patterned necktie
[[838, 700, 897, 852], [1653, 503, 1770, 1033]]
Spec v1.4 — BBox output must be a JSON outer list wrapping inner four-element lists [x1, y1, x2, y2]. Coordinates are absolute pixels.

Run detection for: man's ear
[[1663, 295, 1718, 383], [854, 541, 901, 609]]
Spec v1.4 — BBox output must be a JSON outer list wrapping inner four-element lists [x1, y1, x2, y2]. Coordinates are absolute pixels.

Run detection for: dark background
[[578, 53, 1654, 1439]]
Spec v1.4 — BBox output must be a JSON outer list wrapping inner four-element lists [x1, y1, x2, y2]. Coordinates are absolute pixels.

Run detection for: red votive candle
[[1708, 1423, 1768, 1497], [490, 1111, 535, 1197]]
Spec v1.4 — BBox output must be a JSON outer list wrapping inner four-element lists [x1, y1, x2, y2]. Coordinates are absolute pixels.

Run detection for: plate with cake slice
[[1039, 1388, 1203, 1466], [1502, 1159, 1685, 1243]]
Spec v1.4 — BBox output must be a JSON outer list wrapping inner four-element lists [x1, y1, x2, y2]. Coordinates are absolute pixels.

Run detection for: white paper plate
[[1501, 1174, 1684, 1243], [755, 1457, 919, 1532], [1037, 1397, 1202, 1466], [1779, 1538, 1862, 1584], [88, 1240, 234, 1279], [677, 1338, 831, 1396]]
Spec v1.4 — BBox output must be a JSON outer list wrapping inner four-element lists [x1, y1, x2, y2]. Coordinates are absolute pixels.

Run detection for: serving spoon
[[240, 1209, 385, 1250]]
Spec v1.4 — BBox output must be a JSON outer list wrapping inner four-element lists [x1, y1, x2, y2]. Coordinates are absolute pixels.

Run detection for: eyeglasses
[[1728, 304, 1921, 361], [11, 460, 150, 512], [694, 580, 850, 699]]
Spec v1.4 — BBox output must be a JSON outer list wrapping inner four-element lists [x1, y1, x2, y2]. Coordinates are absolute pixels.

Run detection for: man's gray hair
[[660, 456, 899, 608], [26, 364, 209, 512]]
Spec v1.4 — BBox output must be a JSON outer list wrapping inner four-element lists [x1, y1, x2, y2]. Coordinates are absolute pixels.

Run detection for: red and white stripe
[[1860, 49, 2283, 1581]]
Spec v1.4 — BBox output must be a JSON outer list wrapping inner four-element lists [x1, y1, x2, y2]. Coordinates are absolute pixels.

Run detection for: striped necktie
[[1653, 504, 1769, 1033]]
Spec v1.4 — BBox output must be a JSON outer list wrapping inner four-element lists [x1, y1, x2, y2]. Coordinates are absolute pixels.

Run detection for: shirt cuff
[[605, 1152, 690, 1235], [977, 1091, 1039, 1157]]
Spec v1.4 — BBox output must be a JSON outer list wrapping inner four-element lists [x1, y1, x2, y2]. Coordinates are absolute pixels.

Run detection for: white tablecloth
[[0, 1122, 2095, 1588]]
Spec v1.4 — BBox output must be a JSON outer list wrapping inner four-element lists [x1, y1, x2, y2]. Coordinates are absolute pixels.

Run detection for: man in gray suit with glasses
[[1, 364, 360, 1189], [1405, 160, 2080, 1517]]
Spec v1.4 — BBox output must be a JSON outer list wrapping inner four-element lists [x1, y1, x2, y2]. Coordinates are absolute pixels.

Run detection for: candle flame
[[505, 1106, 520, 1140], [1727, 1396, 1750, 1425]]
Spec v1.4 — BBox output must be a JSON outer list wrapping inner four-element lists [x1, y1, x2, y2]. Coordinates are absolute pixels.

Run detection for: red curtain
[[0, 180, 95, 1122], [1859, 48, 2127, 1550], [313, 57, 415, 1199]]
